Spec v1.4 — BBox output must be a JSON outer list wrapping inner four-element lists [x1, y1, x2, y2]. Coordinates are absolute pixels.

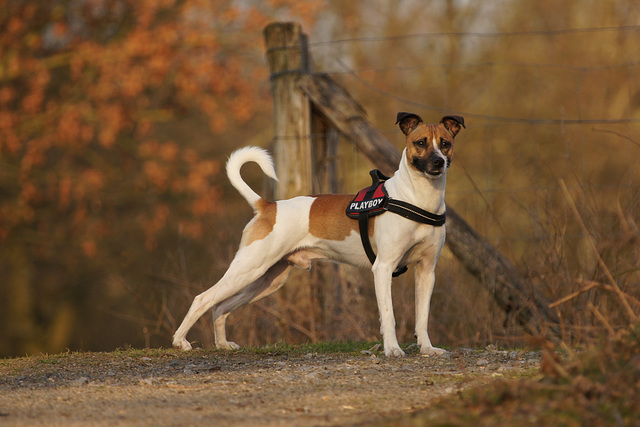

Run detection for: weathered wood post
[[263, 22, 313, 199], [310, 112, 348, 338], [264, 22, 319, 342], [264, 23, 357, 341]]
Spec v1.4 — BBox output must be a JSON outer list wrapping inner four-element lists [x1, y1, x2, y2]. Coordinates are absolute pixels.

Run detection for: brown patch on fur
[[242, 198, 277, 246], [309, 195, 375, 241]]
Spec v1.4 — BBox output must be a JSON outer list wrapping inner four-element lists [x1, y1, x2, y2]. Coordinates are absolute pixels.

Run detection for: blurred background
[[1, 0, 638, 357]]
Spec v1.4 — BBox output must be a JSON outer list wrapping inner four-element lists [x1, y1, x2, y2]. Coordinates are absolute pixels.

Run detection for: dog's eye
[[414, 139, 427, 147], [440, 139, 451, 149]]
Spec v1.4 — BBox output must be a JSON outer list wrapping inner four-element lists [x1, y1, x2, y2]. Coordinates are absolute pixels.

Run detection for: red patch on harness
[[345, 183, 388, 218]]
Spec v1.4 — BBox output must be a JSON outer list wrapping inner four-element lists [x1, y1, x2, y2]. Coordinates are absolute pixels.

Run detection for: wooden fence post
[[264, 23, 363, 342], [264, 22, 319, 342], [264, 22, 313, 199]]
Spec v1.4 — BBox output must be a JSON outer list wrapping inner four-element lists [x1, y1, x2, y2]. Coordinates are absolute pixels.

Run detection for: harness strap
[[358, 214, 377, 265], [356, 179, 408, 277], [386, 199, 446, 226], [358, 213, 408, 277]]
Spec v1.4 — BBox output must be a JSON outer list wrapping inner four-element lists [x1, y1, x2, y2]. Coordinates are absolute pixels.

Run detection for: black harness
[[346, 170, 446, 277]]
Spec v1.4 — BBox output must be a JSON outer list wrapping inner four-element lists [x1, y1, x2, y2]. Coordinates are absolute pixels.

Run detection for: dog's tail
[[226, 146, 279, 209]]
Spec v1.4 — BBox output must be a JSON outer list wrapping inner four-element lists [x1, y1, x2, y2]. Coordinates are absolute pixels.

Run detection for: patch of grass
[[243, 340, 381, 356], [111, 347, 171, 359], [37, 352, 71, 365]]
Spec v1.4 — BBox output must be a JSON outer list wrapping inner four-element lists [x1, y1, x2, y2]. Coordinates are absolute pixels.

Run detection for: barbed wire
[[322, 60, 640, 75], [308, 25, 640, 48], [304, 24, 640, 125], [333, 60, 640, 125]]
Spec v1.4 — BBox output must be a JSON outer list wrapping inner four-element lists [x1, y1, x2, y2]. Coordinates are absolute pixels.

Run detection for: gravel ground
[[0, 345, 541, 426]]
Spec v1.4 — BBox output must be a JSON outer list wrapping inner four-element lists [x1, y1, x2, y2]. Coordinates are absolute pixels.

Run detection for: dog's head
[[396, 112, 465, 179]]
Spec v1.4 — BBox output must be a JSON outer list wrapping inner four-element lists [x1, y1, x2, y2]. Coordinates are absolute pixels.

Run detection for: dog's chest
[[397, 223, 446, 264]]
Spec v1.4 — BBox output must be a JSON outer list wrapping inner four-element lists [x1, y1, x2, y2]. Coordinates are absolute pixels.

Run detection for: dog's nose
[[432, 157, 445, 168]]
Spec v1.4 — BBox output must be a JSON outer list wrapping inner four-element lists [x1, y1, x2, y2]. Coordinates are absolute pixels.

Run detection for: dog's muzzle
[[412, 154, 447, 177]]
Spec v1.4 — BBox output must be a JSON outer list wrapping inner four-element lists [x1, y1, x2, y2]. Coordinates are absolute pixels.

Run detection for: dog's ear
[[440, 115, 465, 138], [396, 112, 423, 135]]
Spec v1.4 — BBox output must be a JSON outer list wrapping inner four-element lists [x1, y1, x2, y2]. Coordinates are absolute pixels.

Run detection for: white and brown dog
[[173, 113, 464, 357]]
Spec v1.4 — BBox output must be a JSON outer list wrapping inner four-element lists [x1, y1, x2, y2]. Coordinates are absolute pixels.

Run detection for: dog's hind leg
[[211, 260, 292, 350], [213, 314, 237, 350], [172, 244, 288, 351]]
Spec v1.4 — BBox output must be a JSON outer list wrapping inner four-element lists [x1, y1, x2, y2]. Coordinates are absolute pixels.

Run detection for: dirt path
[[0, 345, 540, 426]]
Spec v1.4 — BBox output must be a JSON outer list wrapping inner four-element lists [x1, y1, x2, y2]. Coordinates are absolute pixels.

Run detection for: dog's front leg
[[415, 259, 447, 356], [373, 262, 405, 357]]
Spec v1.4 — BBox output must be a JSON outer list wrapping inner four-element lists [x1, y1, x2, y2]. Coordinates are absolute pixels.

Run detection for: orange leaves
[[69, 47, 87, 81], [120, 65, 147, 99], [185, 160, 220, 219], [58, 176, 72, 211], [178, 220, 203, 239], [78, 169, 106, 198], [6, 16, 26, 38], [56, 108, 81, 142], [191, 187, 220, 216], [82, 240, 98, 258], [0, 0, 328, 264], [0, 87, 15, 105], [141, 204, 171, 250], [288, 1, 325, 27], [20, 137, 50, 178], [55, 168, 105, 215], [138, 140, 220, 220], [52, 21, 68, 39], [134, 140, 178, 180], [230, 94, 254, 124], [135, 138, 221, 250], [186, 160, 218, 195], [21, 66, 49, 114], [143, 160, 169, 191], [0, 111, 20, 154], [57, 106, 85, 144], [20, 181, 40, 204], [138, 140, 160, 158], [220, 5, 241, 24], [158, 142, 178, 162], [209, 114, 228, 135], [97, 104, 125, 148]]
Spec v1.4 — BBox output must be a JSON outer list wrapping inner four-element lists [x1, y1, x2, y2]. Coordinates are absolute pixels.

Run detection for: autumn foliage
[[0, 0, 323, 356]]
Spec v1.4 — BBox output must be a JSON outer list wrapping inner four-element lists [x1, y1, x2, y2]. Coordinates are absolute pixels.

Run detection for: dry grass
[[380, 323, 640, 426]]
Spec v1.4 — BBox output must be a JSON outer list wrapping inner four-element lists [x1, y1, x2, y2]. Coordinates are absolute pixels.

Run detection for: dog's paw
[[216, 341, 241, 351], [420, 346, 448, 357], [172, 337, 192, 351], [385, 346, 406, 357]]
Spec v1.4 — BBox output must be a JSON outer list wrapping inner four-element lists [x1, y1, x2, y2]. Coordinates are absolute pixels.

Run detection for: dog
[[172, 113, 464, 357]]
